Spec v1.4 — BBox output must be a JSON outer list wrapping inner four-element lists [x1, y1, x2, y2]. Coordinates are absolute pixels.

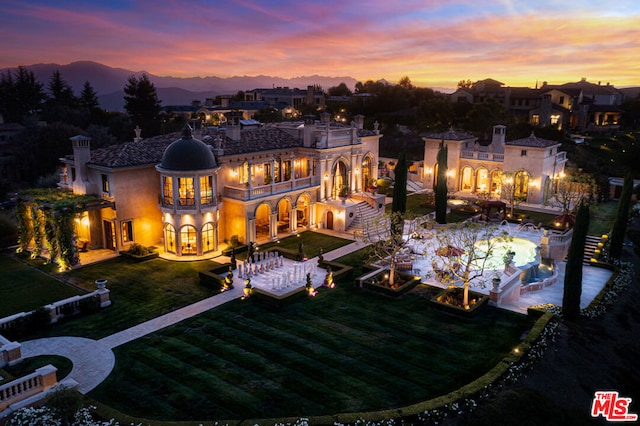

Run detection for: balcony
[[460, 150, 504, 162], [223, 176, 318, 201], [555, 151, 567, 164]]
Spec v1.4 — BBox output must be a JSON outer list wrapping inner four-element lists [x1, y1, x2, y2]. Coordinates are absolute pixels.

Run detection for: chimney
[[70, 135, 91, 194], [221, 96, 229, 108], [303, 115, 316, 147], [491, 125, 506, 151], [133, 126, 142, 142], [225, 111, 242, 141], [306, 85, 314, 105]]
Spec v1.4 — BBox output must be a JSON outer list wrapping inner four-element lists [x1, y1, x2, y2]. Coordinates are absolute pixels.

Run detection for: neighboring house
[[423, 125, 568, 205], [57, 113, 383, 258], [450, 78, 624, 131], [245, 86, 325, 112]]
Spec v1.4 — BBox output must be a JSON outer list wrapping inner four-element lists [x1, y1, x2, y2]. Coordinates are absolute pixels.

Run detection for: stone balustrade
[[0, 335, 22, 368], [0, 365, 57, 411]]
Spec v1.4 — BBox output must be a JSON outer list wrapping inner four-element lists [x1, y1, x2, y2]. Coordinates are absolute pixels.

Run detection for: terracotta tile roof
[[505, 133, 559, 148], [66, 128, 304, 169], [424, 127, 476, 141]]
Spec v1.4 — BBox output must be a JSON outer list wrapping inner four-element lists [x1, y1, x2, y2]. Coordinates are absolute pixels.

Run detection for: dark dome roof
[[160, 125, 218, 171]]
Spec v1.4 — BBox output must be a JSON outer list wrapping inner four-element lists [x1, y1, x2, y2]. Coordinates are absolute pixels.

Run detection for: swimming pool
[[474, 236, 538, 268]]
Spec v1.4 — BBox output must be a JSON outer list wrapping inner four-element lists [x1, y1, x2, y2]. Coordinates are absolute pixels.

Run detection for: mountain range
[[0, 61, 360, 111]]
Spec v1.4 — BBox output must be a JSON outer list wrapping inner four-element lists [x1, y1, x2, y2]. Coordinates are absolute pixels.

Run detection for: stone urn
[[95, 279, 108, 290], [492, 277, 501, 291]]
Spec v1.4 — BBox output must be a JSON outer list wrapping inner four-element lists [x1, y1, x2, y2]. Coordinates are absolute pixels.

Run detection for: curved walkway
[[20, 337, 115, 394]]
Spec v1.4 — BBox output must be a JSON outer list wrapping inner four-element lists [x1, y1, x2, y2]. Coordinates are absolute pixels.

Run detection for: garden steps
[[346, 201, 381, 235], [582, 235, 602, 264]]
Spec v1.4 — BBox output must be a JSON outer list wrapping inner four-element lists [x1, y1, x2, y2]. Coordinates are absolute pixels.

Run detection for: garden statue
[[242, 278, 252, 300], [306, 272, 317, 296], [296, 242, 305, 261], [318, 248, 324, 263], [323, 267, 335, 288], [223, 266, 234, 291]]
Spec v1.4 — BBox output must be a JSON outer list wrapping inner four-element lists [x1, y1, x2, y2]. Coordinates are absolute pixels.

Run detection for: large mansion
[[423, 125, 568, 205], [450, 78, 623, 131], [58, 113, 384, 258]]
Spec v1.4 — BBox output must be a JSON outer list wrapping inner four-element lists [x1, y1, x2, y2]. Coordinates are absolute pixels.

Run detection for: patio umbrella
[[436, 245, 464, 257], [554, 213, 575, 227]]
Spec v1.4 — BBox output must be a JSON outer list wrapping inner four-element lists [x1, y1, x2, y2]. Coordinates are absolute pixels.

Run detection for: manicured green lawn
[[90, 284, 532, 421], [38, 257, 222, 340], [588, 201, 618, 236], [0, 255, 82, 318], [246, 231, 354, 260]]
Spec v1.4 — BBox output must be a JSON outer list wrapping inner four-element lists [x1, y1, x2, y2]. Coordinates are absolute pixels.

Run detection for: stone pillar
[[247, 160, 253, 194], [37, 365, 58, 390], [320, 158, 327, 201], [247, 218, 256, 244], [290, 203, 298, 231], [270, 212, 278, 240]]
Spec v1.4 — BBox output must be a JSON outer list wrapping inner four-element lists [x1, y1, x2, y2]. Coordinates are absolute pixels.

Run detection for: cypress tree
[[562, 200, 590, 320], [609, 171, 634, 260], [435, 140, 448, 224], [391, 150, 408, 214]]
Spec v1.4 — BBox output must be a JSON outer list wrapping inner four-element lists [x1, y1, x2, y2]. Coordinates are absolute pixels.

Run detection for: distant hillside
[[0, 61, 359, 111]]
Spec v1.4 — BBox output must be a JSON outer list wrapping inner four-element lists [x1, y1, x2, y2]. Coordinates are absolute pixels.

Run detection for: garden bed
[[360, 269, 421, 297], [431, 287, 489, 316]]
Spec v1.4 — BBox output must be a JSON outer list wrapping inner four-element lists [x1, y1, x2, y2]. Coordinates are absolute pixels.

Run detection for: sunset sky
[[1, 0, 639, 89]]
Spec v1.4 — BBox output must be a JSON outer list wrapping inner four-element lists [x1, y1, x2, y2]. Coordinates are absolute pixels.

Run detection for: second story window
[[163, 176, 173, 205], [200, 175, 213, 205], [178, 177, 194, 206], [101, 174, 109, 193], [521, 150, 527, 157]]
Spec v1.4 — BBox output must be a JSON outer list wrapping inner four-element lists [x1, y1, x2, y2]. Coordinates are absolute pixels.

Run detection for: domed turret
[[160, 125, 217, 171]]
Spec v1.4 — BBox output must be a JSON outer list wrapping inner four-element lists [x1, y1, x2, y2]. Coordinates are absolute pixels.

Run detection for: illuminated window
[[283, 160, 292, 181], [515, 171, 529, 198], [202, 223, 214, 253], [165, 224, 176, 254], [240, 161, 249, 184], [163, 176, 173, 205], [531, 115, 539, 126], [178, 177, 195, 206], [101, 174, 109, 193], [274, 159, 281, 183], [122, 220, 133, 243], [550, 114, 560, 125], [181, 225, 197, 255], [461, 167, 473, 191], [200, 176, 213, 205]]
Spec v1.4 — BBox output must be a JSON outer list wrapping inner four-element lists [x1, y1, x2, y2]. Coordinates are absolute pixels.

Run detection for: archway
[[277, 198, 291, 235], [326, 211, 334, 230], [332, 160, 349, 198], [515, 170, 529, 199], [460, 166, 473, 191], [362, 155, 373, 189], [475, 168, 489, 193], [255, 203, 271, 240], [202, 223, 215, 254], [180, 225, 197, 255], [165, 224, 176, 254], [296, 194, 310, 229], [490, 170, 502, 196]]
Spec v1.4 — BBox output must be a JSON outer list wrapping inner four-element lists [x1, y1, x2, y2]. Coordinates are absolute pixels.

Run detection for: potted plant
[[367, 178, 378, 193], [338, 184, 349, 200]]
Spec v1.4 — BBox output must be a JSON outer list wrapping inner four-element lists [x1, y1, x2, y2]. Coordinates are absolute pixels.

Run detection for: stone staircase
[[582, 235, 601, 264], [347, 201, 383, 236]]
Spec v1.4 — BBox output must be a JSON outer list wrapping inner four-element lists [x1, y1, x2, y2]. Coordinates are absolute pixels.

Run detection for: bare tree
[[500, 171, 526, 218], [356, 211, 410, 287], [426, 222, 511, 308], [544, 171, 597, 213]]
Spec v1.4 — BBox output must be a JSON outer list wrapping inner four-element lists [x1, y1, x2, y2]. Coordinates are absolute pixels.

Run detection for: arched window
[[202, 223, 215, 253], [515, 170, 529, 198], [490, 170, 502, 195], [165, 224, 176, 254], [333, 160, 348, 198], [461, 167, 473, 191], [362, 155, 373, 188], [181, 225, 197, 255], [476, 168, 489, 192]]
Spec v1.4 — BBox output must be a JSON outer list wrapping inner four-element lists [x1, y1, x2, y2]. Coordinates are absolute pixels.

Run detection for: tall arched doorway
[[460, 166, 473, 191], [202, 223, 215, 254], [296, 194, 310, 229], [165, 224, 176, 254], [490, 170, 502, 196], [181, 225, 197, 255], [255, 204, 270, 240], [326, 211, 334, 230], [362, 155, 373, 190], [332, 160, 348, 198], [277, 198, 291, 235], [475, 168, 489, 193], [515, 170, 529, 199]]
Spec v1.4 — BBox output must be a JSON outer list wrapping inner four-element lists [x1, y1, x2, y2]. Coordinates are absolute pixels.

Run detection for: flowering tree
[[427, 221, 511, 308]]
